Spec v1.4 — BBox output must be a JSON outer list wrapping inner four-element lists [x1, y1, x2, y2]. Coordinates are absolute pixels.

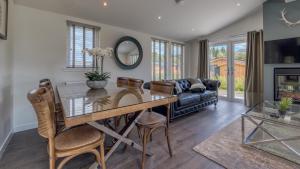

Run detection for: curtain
[[197, 39, 208, 79], [245, 30, 264, 107]]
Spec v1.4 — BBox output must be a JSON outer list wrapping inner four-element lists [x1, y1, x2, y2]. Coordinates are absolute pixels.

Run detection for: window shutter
[[67, 21, 100, 68]]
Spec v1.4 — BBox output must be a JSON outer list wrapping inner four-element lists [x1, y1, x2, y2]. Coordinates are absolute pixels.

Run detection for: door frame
[[209, 37, 246, 102]]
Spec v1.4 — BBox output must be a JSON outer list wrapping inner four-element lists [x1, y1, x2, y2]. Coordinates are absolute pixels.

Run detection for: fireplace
[[274, 68, 300, 102]]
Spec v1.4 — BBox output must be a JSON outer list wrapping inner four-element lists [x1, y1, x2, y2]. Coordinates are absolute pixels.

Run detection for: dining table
[[56, 82, 177, 168]]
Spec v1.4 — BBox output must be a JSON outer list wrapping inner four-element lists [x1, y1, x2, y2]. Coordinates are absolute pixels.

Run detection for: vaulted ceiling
[[14, 0, 265, 41]]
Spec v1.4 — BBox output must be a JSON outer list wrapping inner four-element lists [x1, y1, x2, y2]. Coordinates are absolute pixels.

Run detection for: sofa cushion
[[178, 92, 201, 107], [176, 79, 191, 91], [190, 83, 206, 93], [188, 78, 202, 85], [199, 90, 217, 101]]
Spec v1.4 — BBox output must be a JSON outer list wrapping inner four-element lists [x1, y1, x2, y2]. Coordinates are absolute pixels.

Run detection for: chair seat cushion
[[137, 111, 166, 126], [55, 125, 103, 151]]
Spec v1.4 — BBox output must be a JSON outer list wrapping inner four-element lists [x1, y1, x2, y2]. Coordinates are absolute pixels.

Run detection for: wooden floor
[[0, 100, 247, 169]]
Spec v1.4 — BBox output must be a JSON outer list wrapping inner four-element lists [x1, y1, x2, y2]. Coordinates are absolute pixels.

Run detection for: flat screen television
[[265, 37, 300, 64]]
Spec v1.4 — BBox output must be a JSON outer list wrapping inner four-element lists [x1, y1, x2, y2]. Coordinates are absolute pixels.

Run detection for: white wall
[[185, 7, 263, 78], [12, 5, 183, 132], [0, 0, 14, 158]]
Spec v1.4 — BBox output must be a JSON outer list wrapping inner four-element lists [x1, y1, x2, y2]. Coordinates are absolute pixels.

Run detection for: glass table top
[[244, 101, 300, 127], [57, 83, 176, 118]]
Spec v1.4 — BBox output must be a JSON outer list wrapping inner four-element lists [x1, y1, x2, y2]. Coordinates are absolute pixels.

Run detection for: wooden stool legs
[[165, 127, 173, 157], [50, 157, 56, 169], [141, 128, 149, 169], [99, 142, 106, 169], [140, 125, 173, 169]]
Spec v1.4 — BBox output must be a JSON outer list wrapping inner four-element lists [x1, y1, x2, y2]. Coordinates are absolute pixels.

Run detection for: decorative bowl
[[86, 80, 108, 89]]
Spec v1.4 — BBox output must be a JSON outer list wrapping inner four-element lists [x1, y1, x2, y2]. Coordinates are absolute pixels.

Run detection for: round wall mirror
[[114, 36, 143, 69]]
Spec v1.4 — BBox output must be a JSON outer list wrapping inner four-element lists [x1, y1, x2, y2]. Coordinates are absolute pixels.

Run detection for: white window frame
[[66, 20, 100, 69], [151, 38, 185, 80], [208, 35, 247, 101], [152, 38, 168, 80], [171, 42, 185, 79]]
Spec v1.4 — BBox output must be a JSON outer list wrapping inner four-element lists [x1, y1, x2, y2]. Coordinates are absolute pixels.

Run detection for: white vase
[[86, 80, 108, 89]]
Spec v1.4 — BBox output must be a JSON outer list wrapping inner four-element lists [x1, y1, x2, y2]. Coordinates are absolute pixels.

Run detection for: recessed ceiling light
[[192, 28, 195, 31], [158, 16, 162, 20], [103, 1, 108, 7], [236, 2, 241, 6], [175, 0, 185, 5]]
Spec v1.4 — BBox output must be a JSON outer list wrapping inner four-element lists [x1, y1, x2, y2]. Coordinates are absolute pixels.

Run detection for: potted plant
[[82, 47, 113, 89], [278, 97, 293, 116]]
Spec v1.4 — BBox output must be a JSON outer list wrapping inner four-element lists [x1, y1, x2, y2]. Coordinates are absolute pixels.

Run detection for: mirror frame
[[114, 36, 143, 69]]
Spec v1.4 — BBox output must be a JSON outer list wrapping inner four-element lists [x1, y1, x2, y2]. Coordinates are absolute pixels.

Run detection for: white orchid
[[82, 47, 113, 58], [82, 47, 113, 74]]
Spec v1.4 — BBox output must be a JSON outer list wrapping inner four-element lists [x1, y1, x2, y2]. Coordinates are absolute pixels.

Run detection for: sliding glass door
[[209, 38, 247, 101]]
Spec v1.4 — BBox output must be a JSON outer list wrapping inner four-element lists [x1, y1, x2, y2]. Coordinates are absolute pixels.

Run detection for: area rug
[[193, 119, 300, 169]]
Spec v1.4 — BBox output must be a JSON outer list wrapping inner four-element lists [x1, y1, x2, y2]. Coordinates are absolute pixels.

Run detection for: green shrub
[[212, 76, 244, 91]]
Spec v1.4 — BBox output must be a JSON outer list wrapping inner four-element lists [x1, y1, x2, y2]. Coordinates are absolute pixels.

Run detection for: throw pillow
[[175, 81, 183, 94], [189, 78, 203, 85], [190, 83, 206, 93]]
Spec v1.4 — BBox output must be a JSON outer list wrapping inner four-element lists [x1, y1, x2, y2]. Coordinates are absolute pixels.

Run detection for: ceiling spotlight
[[192, 28, 195, 31], [158, 16, 162, 20], [175, 0, 185, 5], [236, 2, 241, 6], [103, 1, 108, 7]]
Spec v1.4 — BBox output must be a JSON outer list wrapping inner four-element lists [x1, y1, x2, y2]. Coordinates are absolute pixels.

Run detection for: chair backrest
[[39, 79, 55, 99], [117, 77, 130, 87], [117, 77, 144, 88], [39, 81, 56, 113], [27, 87, 56, 139], [40, 78, 51, 84], [150, 81, 174, 95], [128, 78, 144, 88]]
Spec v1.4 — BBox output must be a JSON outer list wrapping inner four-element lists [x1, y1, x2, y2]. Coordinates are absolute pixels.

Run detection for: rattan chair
[[27, 87, 106, 169], [136, 81, 174, 169], [116, 77, 130, 87], [114, 77, 144, 129]]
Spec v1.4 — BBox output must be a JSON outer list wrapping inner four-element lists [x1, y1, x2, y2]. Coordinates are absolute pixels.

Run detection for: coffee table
[[242, 101, 300, 164]]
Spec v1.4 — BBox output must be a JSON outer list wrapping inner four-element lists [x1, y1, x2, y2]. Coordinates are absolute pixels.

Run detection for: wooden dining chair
[[27, 87, 106, 169], [128, 78, 144, 89], [116, 77, 130, 87], [39, 79, 65, 132], [114, 77, 144, 129], [136, 81, 174, 169]]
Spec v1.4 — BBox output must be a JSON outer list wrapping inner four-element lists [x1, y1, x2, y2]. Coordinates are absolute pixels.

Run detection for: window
[[151, 39, 185, 80], [67, 21, 100, 68], [152, 39, 168, 80], [171, 43, 184, 79]]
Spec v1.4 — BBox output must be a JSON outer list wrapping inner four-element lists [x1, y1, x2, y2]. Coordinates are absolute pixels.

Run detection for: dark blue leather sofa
[[144, 79, 221, 121]]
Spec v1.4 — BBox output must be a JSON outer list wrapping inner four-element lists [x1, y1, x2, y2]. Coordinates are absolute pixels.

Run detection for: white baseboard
[[0, 131, 13, 160], [14, 122, 37, 132]]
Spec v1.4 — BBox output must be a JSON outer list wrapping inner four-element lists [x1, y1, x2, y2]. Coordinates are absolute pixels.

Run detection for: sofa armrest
[[202, 79, 221, 91]]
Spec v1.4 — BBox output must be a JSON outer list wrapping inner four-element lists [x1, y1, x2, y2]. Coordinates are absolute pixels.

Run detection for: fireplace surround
[[274, 68, 300, 102]]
